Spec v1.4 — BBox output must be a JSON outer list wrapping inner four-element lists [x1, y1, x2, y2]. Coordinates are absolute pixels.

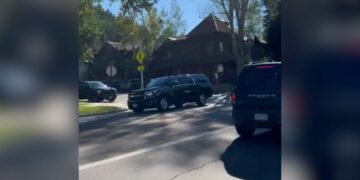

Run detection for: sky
[[100, 0, 211, 34]]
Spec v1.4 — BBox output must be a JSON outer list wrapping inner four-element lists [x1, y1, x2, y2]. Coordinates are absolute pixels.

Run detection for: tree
[[79, 0, 158, 62], [244, 0, 264, 37], [262, 0, 280, 29], [136, 0, 185, 62], [265, 0, 280, 61], [116, 0, 159, 15], [116, 14, 140, 48], [79, 0, 105, 62], [164, 0, 186, 36], [210, 0, 250, 75]]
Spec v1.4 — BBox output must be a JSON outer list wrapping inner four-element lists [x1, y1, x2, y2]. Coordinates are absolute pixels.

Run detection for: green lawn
[[79, 102, 122, 116]]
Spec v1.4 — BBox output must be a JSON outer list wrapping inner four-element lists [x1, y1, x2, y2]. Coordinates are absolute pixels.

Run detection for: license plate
[[254, 113, 268, 121], [133, 103, 138, 108]]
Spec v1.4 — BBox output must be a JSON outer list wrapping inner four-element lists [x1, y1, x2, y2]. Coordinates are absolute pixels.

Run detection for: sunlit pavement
[[79, 94, 280, 180]]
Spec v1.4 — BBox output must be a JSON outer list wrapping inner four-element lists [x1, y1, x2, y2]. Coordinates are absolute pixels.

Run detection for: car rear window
[[236, 64, 281, 94]]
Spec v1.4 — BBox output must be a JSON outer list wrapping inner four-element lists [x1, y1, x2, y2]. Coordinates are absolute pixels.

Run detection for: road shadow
[[221, 131, 281, 180], [79, 102, 230, 131], [79, 102, 234, 164]]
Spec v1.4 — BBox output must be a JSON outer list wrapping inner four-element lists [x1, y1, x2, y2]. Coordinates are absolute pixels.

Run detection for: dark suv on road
[[231, 62, 281, 137], [79, 81, 117, 102], [128, 74, 213, 113]]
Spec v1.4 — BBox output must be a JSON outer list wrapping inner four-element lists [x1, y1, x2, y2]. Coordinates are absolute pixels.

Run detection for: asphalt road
[[79, 95, 280, 180]]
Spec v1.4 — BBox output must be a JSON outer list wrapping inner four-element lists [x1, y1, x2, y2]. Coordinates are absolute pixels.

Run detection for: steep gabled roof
[[188, 14, 231, 36]]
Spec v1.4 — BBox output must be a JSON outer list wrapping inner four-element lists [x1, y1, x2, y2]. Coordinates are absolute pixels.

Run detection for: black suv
[[79, 81, 117, 102], [231, 62, 281, 137], [127, 74, 213, 113]]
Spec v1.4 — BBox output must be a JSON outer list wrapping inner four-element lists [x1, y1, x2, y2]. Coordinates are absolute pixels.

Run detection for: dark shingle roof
[[188, 14, 231, 36]]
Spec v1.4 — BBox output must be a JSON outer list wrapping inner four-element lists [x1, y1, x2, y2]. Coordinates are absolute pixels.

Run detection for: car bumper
[[127, 97, 157, 109], [232, 106, 281, 128]]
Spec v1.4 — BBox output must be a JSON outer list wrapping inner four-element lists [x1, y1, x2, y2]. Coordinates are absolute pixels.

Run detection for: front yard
[[79, 102, 123, 116]]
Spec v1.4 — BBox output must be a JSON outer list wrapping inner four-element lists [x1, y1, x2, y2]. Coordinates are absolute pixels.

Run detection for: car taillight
[[256, 65, 274, 69], [230, 93, 236, 105]]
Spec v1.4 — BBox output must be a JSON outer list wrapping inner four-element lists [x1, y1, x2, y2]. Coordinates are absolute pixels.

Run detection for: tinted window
[[146, 77, 170, 88], [179, 77, 194, 85], [88, 82, 108, 89], [79, 83, 89, 88], [236, 65, 281, 94], [193, 75, 210, 84]]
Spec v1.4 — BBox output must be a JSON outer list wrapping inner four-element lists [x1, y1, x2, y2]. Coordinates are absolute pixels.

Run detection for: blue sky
[[100, 0, 211, 34]]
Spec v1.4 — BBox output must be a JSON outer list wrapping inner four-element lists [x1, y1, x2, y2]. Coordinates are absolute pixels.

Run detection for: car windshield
[[237, 65, 281, 94], [146, 77, 169, 88], [88, 82, 108, 89]]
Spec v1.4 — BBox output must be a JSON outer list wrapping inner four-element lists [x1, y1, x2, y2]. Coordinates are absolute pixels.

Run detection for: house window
[[219, 42, 224, 53], [208, 42, 214, 55], [166, 51, 171, 60]]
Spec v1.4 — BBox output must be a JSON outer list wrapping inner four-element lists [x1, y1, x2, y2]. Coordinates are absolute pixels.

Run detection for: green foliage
[[139, 1, 185, 61], [79, 102, 122, 116], [262, 0, 280, 29], [79, 0, 158, 62], [116, 15, 140, 47], [79, 0, 105, 62], [114, 0, 159, 15], [265, 1, 280, 61], [244, 0, 264, 37], [164, 0, 186, 36], [139, 9, 162, 58], [115, 0, 185, 62]]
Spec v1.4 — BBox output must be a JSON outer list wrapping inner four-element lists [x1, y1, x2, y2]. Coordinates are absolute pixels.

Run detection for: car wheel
[[175, 102, 183, 108], [90, 96, 99, 102], [133, 108, 144, 113], [157, 96, 169, 112], [196, 93, 207, 106], [108, 96, 116, 102], [235, 125, 255, 138]]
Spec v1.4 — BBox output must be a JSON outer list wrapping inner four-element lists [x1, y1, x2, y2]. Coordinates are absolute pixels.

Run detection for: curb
[[79, 109, 129, 124], [79, 109, 126, 118]]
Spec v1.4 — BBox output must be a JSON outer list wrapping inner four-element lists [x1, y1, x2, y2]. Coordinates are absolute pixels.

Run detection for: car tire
[[157, 96, 169, 112], [133, 108, 144, 113], [196, 93, 207, 106], [108, 96, 116, 102], [90, 96, 99, 102], [235, 125, 255, 138], [175, 102, 183, 108]]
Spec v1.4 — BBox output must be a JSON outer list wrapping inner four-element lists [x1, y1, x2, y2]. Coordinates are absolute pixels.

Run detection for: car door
[[178, 76, 196, 102], [192, 75, 211, 97], [169, 77, 185, 103]]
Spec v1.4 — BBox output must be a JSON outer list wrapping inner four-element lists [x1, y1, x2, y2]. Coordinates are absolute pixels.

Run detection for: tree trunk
[[234, 0, 250, 75], [217, 0, 248, 76]]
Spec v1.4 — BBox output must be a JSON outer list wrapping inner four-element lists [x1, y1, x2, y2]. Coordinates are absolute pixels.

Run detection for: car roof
[[151, 73, 207, 80], [84, 81, 102, 83], [246, 61, 281, 67]]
